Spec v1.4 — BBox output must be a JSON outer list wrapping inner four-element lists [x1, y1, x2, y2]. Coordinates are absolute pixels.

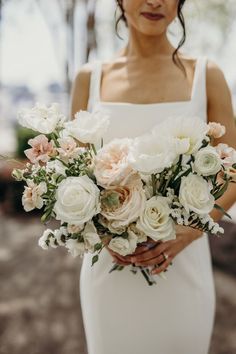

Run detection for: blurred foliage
[[15, 126, 37, 159]]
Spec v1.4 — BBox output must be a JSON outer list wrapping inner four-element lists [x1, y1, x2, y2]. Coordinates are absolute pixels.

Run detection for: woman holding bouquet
[[71, 1, 236, 354]]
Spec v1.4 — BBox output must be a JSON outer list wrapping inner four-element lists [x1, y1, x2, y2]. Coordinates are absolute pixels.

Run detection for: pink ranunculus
[[24, 134, 55, 164], [207, 122, 226, 139], [100, 181, 146, 234], [94, 138, 136, 188], [215, 143, 236, 167], [22, 180, 47, 212], [57, 136, 83, 161]]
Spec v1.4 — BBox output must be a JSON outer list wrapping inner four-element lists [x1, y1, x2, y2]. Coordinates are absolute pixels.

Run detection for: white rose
[[54, 176, 100, 226], [18, 102, 65, 134], [65, 239, 85, 257], [38, 229, 54, 250], [108, 232, 138, 256], [136, 196, 176, 241], [128, 134, 178, 175], [64, 110, 110, 144], [179, 173, 215, 214], [193, 146, 222, 176], [153, 116, 209, 155], [82, 221, 101, 253]]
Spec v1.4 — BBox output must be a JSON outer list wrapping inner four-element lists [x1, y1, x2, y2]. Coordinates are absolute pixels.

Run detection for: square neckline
[[97, 57, 200, 107]]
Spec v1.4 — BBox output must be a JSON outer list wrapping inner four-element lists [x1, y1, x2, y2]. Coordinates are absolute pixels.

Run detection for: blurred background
[[0, 0, 235, 353]]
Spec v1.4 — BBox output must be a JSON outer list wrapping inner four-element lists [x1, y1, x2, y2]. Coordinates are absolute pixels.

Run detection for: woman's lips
[[141, 12, 165, 21]]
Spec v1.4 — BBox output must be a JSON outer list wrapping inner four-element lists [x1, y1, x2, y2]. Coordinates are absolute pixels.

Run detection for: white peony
[[65, 239, 85, 257], [38, 229, 54, 250], [136, 196, 176, 241], [82, 221, 101, 253], [64, 110, 110, 144], [108, 232, 138, 256], [54, 176, 100, 226], [128, 133, 178, 175], [179, 173, 215, 214], [153, 116, 209, 155], [193, 146, 222, 176], [22, 180, 47, 212], [18, 102, 65, 134]]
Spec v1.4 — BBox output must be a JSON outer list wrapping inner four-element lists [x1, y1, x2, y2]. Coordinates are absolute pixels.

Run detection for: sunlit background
[[0, 1, 236, 354]]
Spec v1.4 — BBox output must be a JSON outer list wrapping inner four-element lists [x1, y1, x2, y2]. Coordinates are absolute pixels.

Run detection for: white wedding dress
[[79, 57, 216, 354]]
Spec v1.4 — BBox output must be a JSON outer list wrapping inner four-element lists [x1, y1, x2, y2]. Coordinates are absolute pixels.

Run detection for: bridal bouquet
[[12, 103, 236, 285]]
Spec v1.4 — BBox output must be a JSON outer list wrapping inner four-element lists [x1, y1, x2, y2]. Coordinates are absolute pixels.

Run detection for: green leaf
[[94, 243, 102, 251], [91, 255, 99, 266]]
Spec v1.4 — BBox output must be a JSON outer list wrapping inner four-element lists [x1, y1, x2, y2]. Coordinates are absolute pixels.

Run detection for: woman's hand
[[127, 225, 204, 275], [106, 243, 153, 266]]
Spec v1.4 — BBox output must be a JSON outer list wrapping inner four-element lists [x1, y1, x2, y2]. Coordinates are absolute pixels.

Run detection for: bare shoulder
[[70, 62, 94, 118]]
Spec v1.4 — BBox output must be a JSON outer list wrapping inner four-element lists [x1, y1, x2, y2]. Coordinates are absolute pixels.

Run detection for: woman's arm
[[70, 63, 93, 119], [207, 61, 236, 222]]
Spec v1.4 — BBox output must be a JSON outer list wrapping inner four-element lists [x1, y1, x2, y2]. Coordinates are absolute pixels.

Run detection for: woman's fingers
[[150, 258, 172, 275], [134, 252, 166, 267], [130, 242, 168, 263]]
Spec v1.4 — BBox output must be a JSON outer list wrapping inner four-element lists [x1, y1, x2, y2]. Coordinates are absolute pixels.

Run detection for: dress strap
[[87, 60, 102, 112], [191, 56, 208, 105]]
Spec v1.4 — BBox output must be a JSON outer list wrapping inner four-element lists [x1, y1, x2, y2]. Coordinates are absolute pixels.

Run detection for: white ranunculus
[[193, 146, 222, 176], [38, 229, 54, 250], [64, 110, 110, 144], [53, 176, 100, 226], [65, 239, 85, 257], [18, 102, 65, 134], [82, 221, 101, 253], [136, 196, 176, 241], [179, 173, 215, 214], [153, 116, 209, 155], [128, 134, 178, 174], [108, 232, 138, 256]]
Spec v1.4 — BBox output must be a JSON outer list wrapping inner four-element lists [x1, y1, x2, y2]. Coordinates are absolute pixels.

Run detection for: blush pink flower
[[57, 136, 82, 161], [225, 166, 236, 182], [94, 138, 136, 188], [99, 181, 146, 234], [22, 180, 47, 212], [207, 122, 226, 139], [24, 134, 55, 164], [215, 143, 236, 167]]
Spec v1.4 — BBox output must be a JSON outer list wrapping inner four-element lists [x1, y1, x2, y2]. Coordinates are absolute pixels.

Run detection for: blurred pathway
[[0, 215, 235, 354]]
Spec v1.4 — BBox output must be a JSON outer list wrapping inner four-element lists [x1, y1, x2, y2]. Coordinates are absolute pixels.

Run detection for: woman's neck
[[122, 28, 175, 60]]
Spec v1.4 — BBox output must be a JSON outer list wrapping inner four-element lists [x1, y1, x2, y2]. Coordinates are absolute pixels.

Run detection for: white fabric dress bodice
[[79, 57, 216, 354]]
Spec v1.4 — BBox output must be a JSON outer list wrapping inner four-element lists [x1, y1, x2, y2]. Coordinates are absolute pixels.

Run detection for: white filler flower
[[18, 102, 66, 134], [179, 173, 215, 215], [193, 146, 222, 176], [54, 176, 100, 226], [82, 221, 101, 253], [65, 110, 110, 144], [65, 239, 86, 258]]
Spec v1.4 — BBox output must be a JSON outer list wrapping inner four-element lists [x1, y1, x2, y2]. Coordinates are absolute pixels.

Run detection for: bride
[[71, 1, 236, 354]]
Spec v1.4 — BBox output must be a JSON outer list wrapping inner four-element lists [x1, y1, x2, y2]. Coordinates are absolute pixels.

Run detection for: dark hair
[[115, 0, 187, 72]]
